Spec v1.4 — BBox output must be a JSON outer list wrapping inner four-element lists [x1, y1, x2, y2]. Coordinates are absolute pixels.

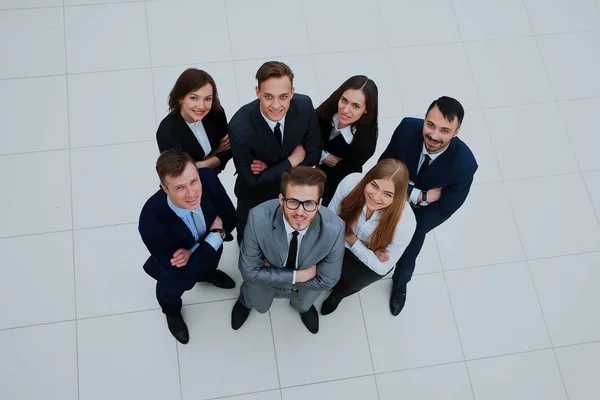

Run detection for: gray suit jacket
[[239, 199, 345, 312]]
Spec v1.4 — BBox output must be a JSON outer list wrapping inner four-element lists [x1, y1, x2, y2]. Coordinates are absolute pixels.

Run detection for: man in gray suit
[[231, 166, 345, 333]]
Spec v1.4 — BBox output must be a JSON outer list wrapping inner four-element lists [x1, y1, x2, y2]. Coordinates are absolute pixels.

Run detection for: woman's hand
[[322, 154, 342, 167], [345, 231, 358, 246], [215, 134, 230, 153], [374, 248, 390, 263]]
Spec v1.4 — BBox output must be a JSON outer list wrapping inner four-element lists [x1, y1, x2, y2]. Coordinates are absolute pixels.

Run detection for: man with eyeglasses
[[231, 166, 345, 334]]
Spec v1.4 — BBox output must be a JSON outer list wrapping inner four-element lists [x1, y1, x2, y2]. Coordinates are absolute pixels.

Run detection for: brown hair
[[339, 159, 409, 250], [168, 68, 222, 113], [280, 166, 327, 199], [156, 149, 195, 185], [255, 61, 294, 90]]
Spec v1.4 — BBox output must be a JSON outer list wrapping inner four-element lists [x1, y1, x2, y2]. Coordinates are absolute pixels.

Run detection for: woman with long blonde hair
[[322, 159, 416, 315]]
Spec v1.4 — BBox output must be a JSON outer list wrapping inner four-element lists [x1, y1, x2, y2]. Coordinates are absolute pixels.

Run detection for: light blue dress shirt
[[167, 196, 223, 252]]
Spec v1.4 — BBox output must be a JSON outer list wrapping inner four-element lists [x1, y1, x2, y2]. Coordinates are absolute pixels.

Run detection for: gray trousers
[[239, 281, 321, 313]]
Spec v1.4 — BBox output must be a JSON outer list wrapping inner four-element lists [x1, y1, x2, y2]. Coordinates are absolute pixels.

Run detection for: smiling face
[[422, 105, 461, 154], [179, 83, 213, 123], [161, 162, 202, 210], [337, 89, 367, 129], [279, 184, 320, 231], [256, 76, 294, 122], [364, 178, 395, 212]]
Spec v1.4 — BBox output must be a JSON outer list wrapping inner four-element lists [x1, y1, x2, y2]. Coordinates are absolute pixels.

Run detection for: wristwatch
[[418, 190, 429, 207], [210, 228, 226, 240]]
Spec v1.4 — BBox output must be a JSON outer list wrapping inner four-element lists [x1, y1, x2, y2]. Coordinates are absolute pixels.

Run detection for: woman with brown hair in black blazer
[[156, 68, 231, 172], [316, 75, 379, 205]]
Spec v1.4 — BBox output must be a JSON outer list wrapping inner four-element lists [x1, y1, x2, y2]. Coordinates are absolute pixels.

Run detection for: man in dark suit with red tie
[[229, 61, 322, 244], [380, 96, 478, 316], [139, 149, 237, 344]]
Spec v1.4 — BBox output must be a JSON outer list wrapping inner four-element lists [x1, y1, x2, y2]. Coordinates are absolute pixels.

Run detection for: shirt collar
[[261, 110, 286, 132], [282, 213, 309, 236], [333, 113, 356, 136], [167, 195, 197, 218], [421, 144, 446, 161]]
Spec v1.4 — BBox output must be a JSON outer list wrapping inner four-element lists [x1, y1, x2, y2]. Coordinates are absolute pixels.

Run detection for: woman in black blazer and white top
[[156, 68, 231, 172], [316, 75, 379, 205]]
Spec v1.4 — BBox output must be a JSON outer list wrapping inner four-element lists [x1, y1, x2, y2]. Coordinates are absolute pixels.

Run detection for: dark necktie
[[285, 231, 299, 270], [418, 154, 431, 177], [274, 122, 282, 147]]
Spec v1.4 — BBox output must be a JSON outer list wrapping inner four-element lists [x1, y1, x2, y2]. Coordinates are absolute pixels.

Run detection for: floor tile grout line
[[358, 295, 382, 399], [143, 1, 159, 130], [0, 139, 157, 157], [61, 3, 81, 399], [298, 0, 324, 106], [203, 387, 282, 400], [267, 310, 283, 390], [222, 0, 241, 109], [174, 340, 184, 400]]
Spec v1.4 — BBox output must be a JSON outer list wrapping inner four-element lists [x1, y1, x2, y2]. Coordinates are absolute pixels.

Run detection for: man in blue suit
[[380, 96, 477, 316], [139, 149, 237, 343]]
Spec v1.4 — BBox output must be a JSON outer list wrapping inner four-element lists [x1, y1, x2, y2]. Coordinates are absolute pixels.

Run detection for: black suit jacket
[[229, 93, 322, 207], [380, 117, 478, 233], [156, 109, 232, 171], [138, 168, 237, 287]]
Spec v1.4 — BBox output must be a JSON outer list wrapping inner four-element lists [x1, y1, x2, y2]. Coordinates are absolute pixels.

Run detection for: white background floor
[[1, 0, 600, 399]]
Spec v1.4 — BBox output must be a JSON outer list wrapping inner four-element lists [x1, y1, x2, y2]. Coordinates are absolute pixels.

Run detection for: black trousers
[[153, 247, 223, 316], [328, 248, 387, 304]]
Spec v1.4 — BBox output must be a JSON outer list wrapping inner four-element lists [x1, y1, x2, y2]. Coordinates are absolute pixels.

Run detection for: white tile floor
[[1, 0, 600, 399]]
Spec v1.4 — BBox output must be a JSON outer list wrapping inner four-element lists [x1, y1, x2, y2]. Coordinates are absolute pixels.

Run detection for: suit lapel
[[200, 191, 216, 231], [174, 112, 207, 159], [250, 102, 285, 157], [408, 129, 424, 177], [297, 212, 321, 267], [281, 100, 299, 155], [271, 206, 289, 267], [161, 195, 196, 245]]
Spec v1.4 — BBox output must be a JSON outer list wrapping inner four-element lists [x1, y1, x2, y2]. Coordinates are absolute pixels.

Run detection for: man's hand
[[374, 248, 389, 263], [215, 134, 230, 153], [295, 264, 317, 283], [322, 154, 342, 167], [250, 159, 267, 175], [210, 215, 223, 230], [171, 248, 192, 268], [345, 231, 359, 246], [426, 187, 442, 203], [288, 144, 306, 167], [263, 258, 272, 267]]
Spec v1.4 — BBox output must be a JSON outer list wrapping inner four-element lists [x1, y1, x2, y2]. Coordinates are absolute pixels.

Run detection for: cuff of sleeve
[[190, 243, 200, 252], [292, 270, 296, 284], [409, 188, 421, 205], [319, 150, 330, 164], [205, 232, 224, 251], [351, 238, 368, 254]]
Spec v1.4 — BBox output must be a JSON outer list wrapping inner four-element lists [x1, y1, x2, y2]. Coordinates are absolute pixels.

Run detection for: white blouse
[[328, 173, 417, 275], [186, 120, 212, 156]]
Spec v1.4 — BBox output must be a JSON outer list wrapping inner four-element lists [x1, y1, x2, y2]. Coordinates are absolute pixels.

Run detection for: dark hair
[[426, 96, 464, 126], [168, 68, 222, 113], [339, 159, 409, 251], [255, 61, 294, 90], [316, 75, 379, 130], [156, 149, 195, 185], [280, 166, 327, 199]]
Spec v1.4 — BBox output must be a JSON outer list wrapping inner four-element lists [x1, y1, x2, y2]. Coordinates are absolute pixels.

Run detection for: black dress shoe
[[207, 270, 236, 289], [320, 295, 340, 316], [166, 315, 189, 344], [300, 305, 319, 334], [231, 300, 251, 330], [389, 284, 407, 316]]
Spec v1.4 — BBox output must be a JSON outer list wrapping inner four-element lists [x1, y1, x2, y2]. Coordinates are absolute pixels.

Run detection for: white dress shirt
[[328, 173, 417, 275], [261, 111, 286, 143], [282, 214, 308, 284], [409, 144, 447, 204], [320, 113, 356, 163], [186, 120, 212, 156]]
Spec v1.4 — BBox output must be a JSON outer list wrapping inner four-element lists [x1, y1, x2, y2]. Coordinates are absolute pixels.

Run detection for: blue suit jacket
[[380, 117, 478, 233], [138, 168, 237, 286]]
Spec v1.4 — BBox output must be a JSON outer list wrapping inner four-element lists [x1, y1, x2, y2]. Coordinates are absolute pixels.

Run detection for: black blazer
[[380, 117, 478, 232], [138, 168, 237, 287], [317, 116, 377, 204], [229, 93, 322, 207], [156, 108, 232, 171]]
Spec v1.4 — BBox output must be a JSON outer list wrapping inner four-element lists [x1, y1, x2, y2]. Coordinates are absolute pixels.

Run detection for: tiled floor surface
[[1, 0, 600, 399]]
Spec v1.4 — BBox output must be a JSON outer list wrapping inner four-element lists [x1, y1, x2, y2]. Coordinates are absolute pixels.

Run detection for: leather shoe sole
[[166, 315, 189, 344], [231, 300, 251, 330], [389, 285, 407, 316], [300, 305, 319, 334], [208, 270, 236, 289]]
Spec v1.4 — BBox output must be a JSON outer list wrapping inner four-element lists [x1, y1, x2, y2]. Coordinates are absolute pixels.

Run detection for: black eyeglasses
[[283, 197, 320, 212]]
